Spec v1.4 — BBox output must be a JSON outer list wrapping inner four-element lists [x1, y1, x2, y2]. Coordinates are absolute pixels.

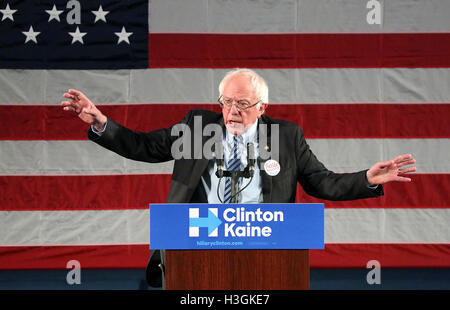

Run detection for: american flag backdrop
[[0, 0, 449, 273]]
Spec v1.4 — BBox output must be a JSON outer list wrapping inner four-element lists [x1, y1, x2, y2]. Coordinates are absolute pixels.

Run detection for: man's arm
[[61, 89, 184, 163], [87, 116, 176, 163], [295, 126, 416, 201]]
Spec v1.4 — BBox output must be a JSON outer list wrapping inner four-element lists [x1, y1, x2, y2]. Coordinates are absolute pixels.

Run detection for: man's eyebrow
[[222, 96, 252, 101]]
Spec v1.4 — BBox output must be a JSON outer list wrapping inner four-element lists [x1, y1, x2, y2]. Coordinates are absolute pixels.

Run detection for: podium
[[165, 249, 309, 290], [150, 203, 323, 290]]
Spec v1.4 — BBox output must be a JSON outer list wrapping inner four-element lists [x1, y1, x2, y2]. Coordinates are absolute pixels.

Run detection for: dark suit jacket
[[89, 109, 383, 203], [88, 109, 384, 287]]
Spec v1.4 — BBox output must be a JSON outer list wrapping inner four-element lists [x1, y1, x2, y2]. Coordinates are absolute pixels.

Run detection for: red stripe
[[310, 243, 450, 268], [1, 104, 449, 140], [0, 245, 149, 270], [0, 174, 448, 210], [148, 33, 450, 68], [0, 243, 448, 269], [0, 174, 171, 211], [0, 104, 217, 141], [296, 174, 450, 208]]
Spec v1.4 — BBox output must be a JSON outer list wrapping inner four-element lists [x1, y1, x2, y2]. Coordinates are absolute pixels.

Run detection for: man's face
[[222, 74, 266, 136]]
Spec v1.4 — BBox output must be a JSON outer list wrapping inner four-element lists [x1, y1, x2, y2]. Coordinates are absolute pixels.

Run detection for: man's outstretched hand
[[61, 89, 107, 132], [366, 154, 417, 185]]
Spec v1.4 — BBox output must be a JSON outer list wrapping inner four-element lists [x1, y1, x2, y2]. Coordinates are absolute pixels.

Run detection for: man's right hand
[[61, 89, 107, 132]]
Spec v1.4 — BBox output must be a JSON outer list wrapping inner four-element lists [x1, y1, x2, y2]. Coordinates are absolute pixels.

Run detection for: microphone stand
[[216, 143, 255, 203], [223, 168, 252, 203]]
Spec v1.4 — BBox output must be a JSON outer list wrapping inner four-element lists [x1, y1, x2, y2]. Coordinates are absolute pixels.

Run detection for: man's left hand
[[366, 154, 417, 185]]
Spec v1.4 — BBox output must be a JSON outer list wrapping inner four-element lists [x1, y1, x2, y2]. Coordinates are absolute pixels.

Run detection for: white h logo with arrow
[[189, 208, 222, 237]]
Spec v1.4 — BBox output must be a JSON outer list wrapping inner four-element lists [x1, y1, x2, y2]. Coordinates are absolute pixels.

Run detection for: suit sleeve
[[87, 111, 194, 163], [295, 126, 383, 201]]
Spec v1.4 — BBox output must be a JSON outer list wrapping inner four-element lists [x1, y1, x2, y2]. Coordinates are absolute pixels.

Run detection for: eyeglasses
[[218, 95, 261, 112]]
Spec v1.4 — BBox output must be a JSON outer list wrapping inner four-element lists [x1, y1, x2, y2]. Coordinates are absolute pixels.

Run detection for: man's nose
[[229, 103, 240, 114]]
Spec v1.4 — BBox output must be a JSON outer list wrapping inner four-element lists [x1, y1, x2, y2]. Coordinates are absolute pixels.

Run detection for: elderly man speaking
[[61, 68, 416, 286]]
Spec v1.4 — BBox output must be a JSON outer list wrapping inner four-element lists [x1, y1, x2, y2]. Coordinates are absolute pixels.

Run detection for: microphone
[[247, 142, 255, 177], [215, 140, 225, 178], [215, 158, 224, 178]]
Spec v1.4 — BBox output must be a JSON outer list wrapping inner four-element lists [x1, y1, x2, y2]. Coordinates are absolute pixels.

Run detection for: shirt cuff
[[364, 169, 379, 190], [91, 120, 107, 136]]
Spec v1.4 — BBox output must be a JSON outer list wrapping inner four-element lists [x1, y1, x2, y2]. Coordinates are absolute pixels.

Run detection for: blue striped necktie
[[224, 136, 241, 203]]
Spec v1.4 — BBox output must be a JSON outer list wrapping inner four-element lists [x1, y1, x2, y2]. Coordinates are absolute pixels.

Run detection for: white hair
[[218, 68, 269, 107]]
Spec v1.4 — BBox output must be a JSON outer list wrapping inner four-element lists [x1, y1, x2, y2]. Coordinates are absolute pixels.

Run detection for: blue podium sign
[[150, 203, 324, 250]]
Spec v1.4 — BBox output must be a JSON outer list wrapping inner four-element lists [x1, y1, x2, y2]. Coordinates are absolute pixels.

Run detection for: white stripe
[[149, 0, 450, 33], [0, 139, 447, 175], [307, 139, 450, 174], [0, 210, 149, 246], [325, 208, 450, 243], [1, 208, 448, 246], [0, 141, 173, 175], [1, 69, 450, 104]]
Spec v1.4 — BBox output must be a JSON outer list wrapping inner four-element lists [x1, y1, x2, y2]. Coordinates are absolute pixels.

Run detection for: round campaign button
[[264, 159, 280, 176]]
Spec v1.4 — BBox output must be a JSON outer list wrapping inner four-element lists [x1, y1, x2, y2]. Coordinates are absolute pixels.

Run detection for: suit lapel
[[193, 114, 225, 183], [257, 116, 273, 203]]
